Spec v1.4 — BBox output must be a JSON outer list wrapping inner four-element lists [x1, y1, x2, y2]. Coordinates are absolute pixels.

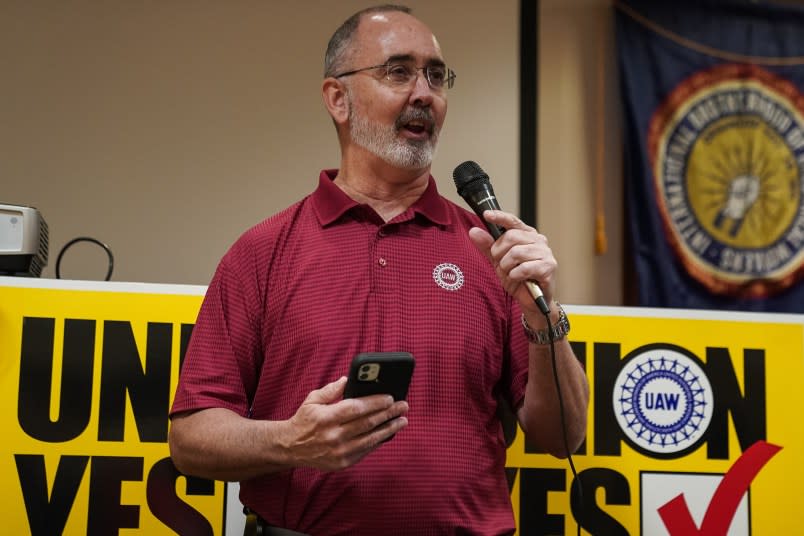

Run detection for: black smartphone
[[343, 351, 415, 401]]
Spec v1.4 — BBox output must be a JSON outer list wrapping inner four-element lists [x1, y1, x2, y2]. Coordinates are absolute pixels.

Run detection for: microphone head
[[452, 160, 492, 198]]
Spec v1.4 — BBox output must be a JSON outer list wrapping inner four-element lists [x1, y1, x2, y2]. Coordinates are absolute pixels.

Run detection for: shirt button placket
[[377, 227, 389, 268]]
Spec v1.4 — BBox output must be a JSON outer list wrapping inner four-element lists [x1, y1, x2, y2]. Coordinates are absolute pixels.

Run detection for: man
[[169, 5, 589, 535]]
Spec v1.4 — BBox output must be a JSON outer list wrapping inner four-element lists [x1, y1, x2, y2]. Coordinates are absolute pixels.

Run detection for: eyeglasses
[[333, 61, 456, 91]]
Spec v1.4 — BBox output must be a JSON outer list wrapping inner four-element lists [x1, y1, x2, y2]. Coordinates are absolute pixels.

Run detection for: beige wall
[[539, 0, 623, 305], [2, 1, 624, 305]]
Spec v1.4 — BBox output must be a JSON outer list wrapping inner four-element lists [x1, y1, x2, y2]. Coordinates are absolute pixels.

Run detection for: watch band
[[521, 303, 570, 345]]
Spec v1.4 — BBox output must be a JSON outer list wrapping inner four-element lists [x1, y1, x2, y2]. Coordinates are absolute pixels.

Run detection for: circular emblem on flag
[[649, 64, 804, 298], [432, 263, 464, 291], [613, 344, 714, 457]]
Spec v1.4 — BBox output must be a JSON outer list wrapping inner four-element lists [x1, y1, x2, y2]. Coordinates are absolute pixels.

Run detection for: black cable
[[55, 236, 114, 281], [544, 311, 583, 536]]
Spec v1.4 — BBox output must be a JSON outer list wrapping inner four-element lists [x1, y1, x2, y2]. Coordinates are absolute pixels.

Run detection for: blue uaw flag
[[617, 0, 804, 312]]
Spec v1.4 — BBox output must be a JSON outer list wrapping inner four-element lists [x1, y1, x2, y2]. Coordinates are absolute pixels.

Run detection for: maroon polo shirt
[[171, 170, 531, 535]]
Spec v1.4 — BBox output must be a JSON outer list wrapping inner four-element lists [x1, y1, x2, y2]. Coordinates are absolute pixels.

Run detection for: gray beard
[[347, 99, 439, 170]]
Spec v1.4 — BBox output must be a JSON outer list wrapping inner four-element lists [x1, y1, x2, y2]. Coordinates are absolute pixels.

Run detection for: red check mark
[[658, 440, 782, 535]]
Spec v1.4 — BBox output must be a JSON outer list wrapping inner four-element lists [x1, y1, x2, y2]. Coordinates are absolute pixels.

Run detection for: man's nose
[[409, 70, 435, 105]]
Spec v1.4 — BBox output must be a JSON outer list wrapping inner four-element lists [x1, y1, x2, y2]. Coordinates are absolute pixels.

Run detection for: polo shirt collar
[[312, 169, 451, 227]]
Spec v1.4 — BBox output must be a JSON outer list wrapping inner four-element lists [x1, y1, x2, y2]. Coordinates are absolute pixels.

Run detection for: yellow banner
[[2, 279, 802, 535], [507, 308, 804, 535], [0, 281, 224, 536]]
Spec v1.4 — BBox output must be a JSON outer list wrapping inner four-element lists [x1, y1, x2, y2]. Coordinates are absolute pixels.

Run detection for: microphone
[[453, 160, 551, 315]]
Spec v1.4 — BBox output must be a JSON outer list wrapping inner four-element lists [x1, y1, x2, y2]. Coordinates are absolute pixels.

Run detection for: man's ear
[[322, 78, 349, 125]]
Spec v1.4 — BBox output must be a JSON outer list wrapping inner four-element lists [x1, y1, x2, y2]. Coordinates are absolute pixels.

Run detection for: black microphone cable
[[55, 236, 114, 281], [541, 308, 583, 536]]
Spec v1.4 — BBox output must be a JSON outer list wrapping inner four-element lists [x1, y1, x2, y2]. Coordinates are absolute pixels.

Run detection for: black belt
[[243, 508, 310, 536]]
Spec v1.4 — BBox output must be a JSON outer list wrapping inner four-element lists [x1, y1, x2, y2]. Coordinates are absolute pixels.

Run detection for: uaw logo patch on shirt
[[432, 262, 464, 291], [648, 64, 804, 298]]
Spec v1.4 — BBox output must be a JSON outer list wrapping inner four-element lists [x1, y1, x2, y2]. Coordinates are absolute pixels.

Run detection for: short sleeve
[[170, 238, 264, 418]]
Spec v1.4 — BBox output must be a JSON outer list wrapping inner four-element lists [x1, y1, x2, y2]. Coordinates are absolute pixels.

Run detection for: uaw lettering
[[15, 317, 219, 536], [650, 63, 804, 298], [506, 340, 770, 535]]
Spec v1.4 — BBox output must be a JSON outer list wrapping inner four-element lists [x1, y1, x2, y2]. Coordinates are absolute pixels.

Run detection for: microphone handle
[[525, 282, 551, 316], [470, 197, 551, 315]]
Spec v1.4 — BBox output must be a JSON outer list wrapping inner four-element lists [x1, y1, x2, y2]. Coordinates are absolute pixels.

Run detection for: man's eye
[[428, 68, 446, 83], [387, 64, 412, 81]]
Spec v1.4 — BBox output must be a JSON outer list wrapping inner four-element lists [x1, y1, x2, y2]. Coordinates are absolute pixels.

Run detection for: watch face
[[551, 313, 569, 340], [558, 311, 570, 335]]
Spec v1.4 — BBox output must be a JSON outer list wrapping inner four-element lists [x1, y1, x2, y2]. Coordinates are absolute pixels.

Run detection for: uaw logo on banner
[[648, 63, 804, 298], [613, 344, 714, 458]]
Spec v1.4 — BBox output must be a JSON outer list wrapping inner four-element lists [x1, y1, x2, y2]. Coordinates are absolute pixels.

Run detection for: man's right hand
[[279, 376, 409, 471]]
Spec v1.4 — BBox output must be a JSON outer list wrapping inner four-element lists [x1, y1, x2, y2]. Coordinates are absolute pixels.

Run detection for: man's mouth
[[403, 119, 429, 135], [398, 114, 435, 138]]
